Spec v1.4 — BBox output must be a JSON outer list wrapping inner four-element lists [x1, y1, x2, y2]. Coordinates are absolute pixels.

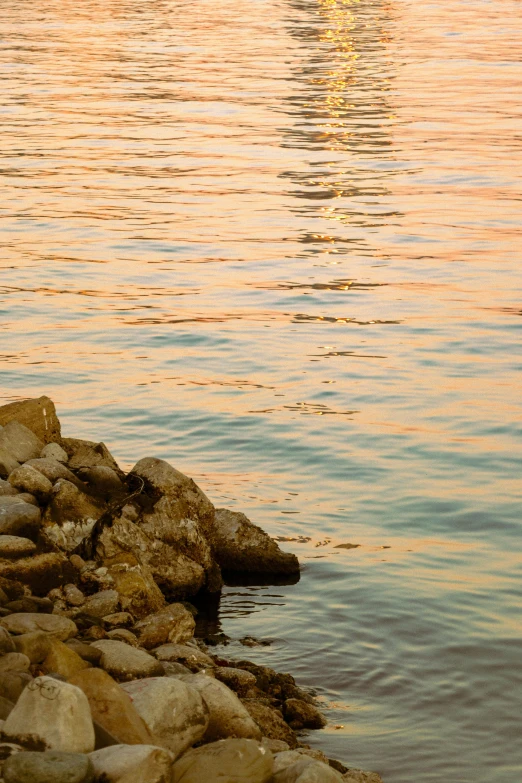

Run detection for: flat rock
[[214, 508, 299, 575], [171, 738, 273, 783], [89, 744, 174, 783], [41, 443, 69, 463], [182, 673, 261, 742], [0, 421, 44, 464], [42, 639, 91, 680], [82, 590, 119, 619], [3, 750, 94, 783], [0, 613, 77, 641], [121, 677, 208, 758], [0, 535, 37, 559], [242, 700, 298, 749], [91, 640, 164, 681], [70, 668, 154, 746], [134, 603, 195, 649], [153, 642, 215, 672], [8, 465, 53, 502], [3, 676, 95, 753], [0, 499, 41, 540], [0, 397, 61, 445], [0, 553, 73, 594], [42, 480, 106, 552]]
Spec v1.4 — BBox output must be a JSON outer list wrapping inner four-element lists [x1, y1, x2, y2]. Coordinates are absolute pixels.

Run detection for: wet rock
[[154, 642, 215, 672], [3, 676, 95, 753], [89, 744, 174, 783], [8, 465, 53, 503], [0, 397, 61, 445], [0, 672, 32, 702], [63, 584, 85, 607], [0, 653, 31, 673], [42, 480, 106, 552], [214, 508, 299, 575], [70, 668, 154, 746], [5, 596, 53, 614], [182, 672, 261, 742], [64, 640, 102, 665], [64, 440, 120, 472], [0, 498, 41, 540], [0, 450, 20, 481], [242, 700, 298, 749], [0, 613, 77, 641], [91, 640, 164, 681], [106, 629, 139, 646], [171, 738, 273, 783], [0, 553, 73, 594], [13, 632, 52, 663], [0, 421, 44, 464], [103, 612, 133, 628], [273, 755, 343, 782], [105, 554, 165, 619], [342, 771, 384, 783], [283, 699, 327, 730], [130, 457, 215, 538], [82, 590, 119, 619], [0, 480, 18, 497], [77, 466, 123, 497], [42, 639, 91, 679], [0, 628, 16, 655], [134, 603, 195, 649], [121, 677, 208, 758], [25, 458, 81, 488], [0, 536, 37, 559], [41, 442, 69, 463], [3, 750, 94, 783], [215, 666, 257, 696]]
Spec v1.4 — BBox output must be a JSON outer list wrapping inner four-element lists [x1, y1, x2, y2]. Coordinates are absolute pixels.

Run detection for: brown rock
[[64, 639, 102, 665], [0, 613, 77, 641], [42, 480, 106, 552], [77, 466, 123, 498], [0, 498, 42, 540], [0, 480, 18, 497], [0, 421, 44, 464], [153, 643, 215, 672], [0, 653, 31, 673], [0, 397, 61, 444], [82, 590, 119, 619], [0, 451, 20, 481], [8, 466, 52, 503], [242, 700, 298, 748], [106, 629, 139, 646], [4, 596, 53, 614], [134, 604, 195, 650], [0, 536, 37, 559], [12, 632, 51, 663], [102, 612, 133, 629], [0, 627, 16, 655], [215, 667, 257, 697], [25, 458, 82, 488], [42, 639, 91, 679], [283, 698, 327, 730], [0, 553, 74, 595], [70, 668, 154, 745], [64, 439, 120, 472], [0, 671, 32, 703], [106, 554, 165, 620], [0, 578, 24, 602]]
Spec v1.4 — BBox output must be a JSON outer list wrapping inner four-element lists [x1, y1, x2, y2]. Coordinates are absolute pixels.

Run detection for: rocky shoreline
[[0, 395, 383, 783]]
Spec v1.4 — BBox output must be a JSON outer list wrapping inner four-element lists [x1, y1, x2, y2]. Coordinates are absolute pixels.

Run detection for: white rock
[[41, 443, 69, 463], [3, 675, 95, 753], [182, 673, 261, 741], [120, 677, 208, 758], [89, 744, 174, 783]]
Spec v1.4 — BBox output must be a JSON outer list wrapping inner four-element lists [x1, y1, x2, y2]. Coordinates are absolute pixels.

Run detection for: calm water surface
[[1, 0, 521, 779]]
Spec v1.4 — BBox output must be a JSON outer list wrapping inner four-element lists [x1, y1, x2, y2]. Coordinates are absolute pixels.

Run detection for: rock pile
[[0, 396, 383, 782]]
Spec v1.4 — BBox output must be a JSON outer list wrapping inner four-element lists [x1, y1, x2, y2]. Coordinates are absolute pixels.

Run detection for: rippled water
[[1, 0, 521, 778]]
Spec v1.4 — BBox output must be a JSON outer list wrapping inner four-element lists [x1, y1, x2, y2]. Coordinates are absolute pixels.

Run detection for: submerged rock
[[171, 738, 273, 783]]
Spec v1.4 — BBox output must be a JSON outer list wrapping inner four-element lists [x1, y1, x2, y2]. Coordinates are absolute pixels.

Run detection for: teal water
[[1, 0, 521, 778]]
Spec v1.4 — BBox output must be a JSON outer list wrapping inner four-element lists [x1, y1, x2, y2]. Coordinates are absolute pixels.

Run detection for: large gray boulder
[[89, 744, 174, 783], [120, 677, 208, 758], [171, 738, 273, 783], [213, 509, 299, 575], [0, 396, 61, 444]]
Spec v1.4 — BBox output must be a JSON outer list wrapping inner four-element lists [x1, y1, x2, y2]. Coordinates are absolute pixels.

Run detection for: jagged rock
[[0, 449, 20, 480], [82, 590, 120, 619], [0, 397, 61, 445], [0, 553, 74, 594], [105, 554, 165, 619], [42, 480, 106, 552], [283, 699, 326, 730], [134, 604, 195, 649], [8, 465, 52, 503], [77, 467, 123, 497], [182, 672, 261, 742], [42, 639, 91, 679], [0, 498, 41, 540], [89, 744, 174, 783], [0, 421, 44, 464], [0, 536, 36, 559], [3, 750, 95, 783], [153, 642, 215, 672], [273, 755, 343, 782], [215, 667, 257, 696], [0, 480, 18, 497], [171, 738, 273, 783], [70, 668, 154, 746], [13, 632, 52, 663], [0, 671, 32, 702], [64, 640, 102, 665], [342, 771, 384, 783], [25, 458, 82, 488], [121, 677, 208, 758], [242, 700, 298, 749], [41, 442, 69, 463], [0, 653, 31, 673], [91, 640, 164, 681], [63, 440, 120, 472], [214, 509, 299, 575], [130, 458, 215, 538], [3, 676, 95, 753], [0, 613, 77, 641]]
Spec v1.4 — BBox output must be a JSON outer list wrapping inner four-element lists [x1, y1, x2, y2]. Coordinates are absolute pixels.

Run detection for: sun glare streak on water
[[1, 0, 521, 779]]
